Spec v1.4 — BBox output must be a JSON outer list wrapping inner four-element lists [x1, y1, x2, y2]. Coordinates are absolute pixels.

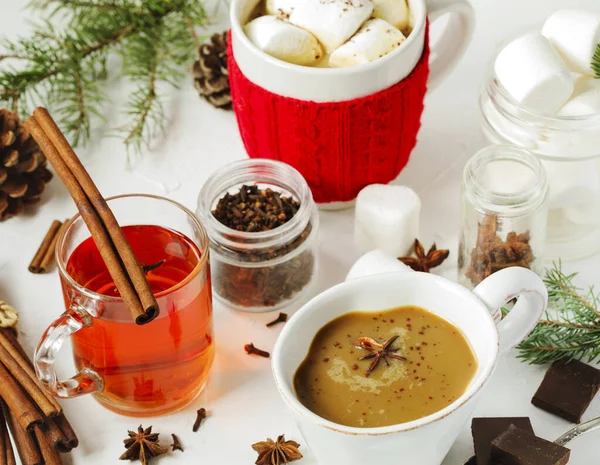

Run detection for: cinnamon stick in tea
[[1, 401, 41, 465], [28, 220, 62, 274], [24, 109, 158, 324]]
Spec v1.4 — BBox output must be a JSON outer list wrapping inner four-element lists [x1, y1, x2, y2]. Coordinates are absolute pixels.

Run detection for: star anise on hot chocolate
[[252, 435, 303, 465], [353, 335, 407, 377], [398, 239, 450, 273], [119, 425, 168, 465]]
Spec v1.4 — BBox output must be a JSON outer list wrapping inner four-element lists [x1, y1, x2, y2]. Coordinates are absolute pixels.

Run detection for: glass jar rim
[[197, 159, 316, 252], [56, 193, 210, 305], [463, 145, 548, 213]]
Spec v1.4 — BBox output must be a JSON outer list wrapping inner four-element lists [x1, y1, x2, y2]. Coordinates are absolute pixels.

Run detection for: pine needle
[[515, 262, 600, 365], [593, 43, 600, 79], [592, 44, 600, 79], [0, 0, 208, 156]]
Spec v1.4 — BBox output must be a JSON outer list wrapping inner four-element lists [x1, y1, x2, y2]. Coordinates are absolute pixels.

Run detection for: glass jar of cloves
[[458, 146, 549, 289], [197, 159, 319, 312]]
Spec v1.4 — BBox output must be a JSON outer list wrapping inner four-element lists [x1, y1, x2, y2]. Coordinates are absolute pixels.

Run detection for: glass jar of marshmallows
[[480, 67, 600, 260]]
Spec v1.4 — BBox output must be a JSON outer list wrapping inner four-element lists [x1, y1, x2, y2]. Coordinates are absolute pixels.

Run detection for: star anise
[[398, 239, 450, 272], [119, 425, 169, 465], [252, 435, 303, 465], [353, 335, 407, 377]]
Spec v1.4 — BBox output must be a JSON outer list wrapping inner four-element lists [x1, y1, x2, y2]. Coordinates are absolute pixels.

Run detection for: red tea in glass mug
[[35, 195, 214, 416]]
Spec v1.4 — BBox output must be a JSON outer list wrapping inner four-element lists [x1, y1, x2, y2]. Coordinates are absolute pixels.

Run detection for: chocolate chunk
[[471, 417, 534, 465], [491, 425, 570, 465], [532, 358, 600, 423]]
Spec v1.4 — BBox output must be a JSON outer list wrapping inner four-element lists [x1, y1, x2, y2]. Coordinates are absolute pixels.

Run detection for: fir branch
[[0, 0, 208, 155], [516, 262, 600, 365], [593, 43, 600, 79]]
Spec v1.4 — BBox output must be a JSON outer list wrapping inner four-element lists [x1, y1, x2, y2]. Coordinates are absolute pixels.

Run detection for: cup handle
[[426, 0, 476, 89], [34, 302, 103, 398], [472, 267, 548, 356]]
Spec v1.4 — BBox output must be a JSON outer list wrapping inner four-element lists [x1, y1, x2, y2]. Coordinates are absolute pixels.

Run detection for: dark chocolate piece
[[532, 358, 600, 423], [491, 425, 570, 465], [471, 417, 534, 465]]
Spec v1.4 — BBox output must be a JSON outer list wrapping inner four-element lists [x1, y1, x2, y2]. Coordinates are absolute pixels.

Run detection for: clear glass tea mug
[[34, 194, 214, 417]]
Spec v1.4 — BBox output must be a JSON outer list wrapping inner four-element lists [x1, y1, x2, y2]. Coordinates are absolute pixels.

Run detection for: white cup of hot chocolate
[[272, 267, 547, 465]]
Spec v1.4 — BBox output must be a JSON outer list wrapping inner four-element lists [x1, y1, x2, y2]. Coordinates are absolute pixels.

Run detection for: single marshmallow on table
[[330, 18, 406, 68], [542, 10, 600, 76], [288, 0, 374, 52], [346, 250, 412, 282], [494, 33, 574, 115], [265, 0, 298, 17], [244, 16, 323, 66], [354, 184, 421, 257], [371, 0, 410, 30], [558, 76, 600, 116]]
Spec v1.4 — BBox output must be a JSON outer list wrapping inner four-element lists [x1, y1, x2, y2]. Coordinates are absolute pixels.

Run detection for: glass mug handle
[[472, 267, 548, 356], [34, 302, 103, 398], [426, 0, 476, 89]]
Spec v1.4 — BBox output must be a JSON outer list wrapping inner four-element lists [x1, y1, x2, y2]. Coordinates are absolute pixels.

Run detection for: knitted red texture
[[228, 27, 430, 204]]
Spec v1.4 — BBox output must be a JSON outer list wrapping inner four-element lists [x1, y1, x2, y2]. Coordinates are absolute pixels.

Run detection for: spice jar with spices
[[197, 159, 319, 312], [458, 146, 549, 288]]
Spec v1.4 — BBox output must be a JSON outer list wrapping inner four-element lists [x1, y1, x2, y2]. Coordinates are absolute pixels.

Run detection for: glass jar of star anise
[[458, 146, 549, 289], [197, 159, 319, 312]]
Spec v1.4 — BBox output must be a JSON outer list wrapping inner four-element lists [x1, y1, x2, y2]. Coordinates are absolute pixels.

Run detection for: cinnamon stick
[[0, 343, 59, 418], [38, 220, 70, 274], [0, 330, 77, 453], [0, 362, 42, 431], [1, 401, 42, 465], [53, 414, 78, 452], [0, 407, 16, 465], [24, 109, 158, 325], [0, 331, 61, 416], [28, 220, 62, 273], [33, 426, 61, 465]]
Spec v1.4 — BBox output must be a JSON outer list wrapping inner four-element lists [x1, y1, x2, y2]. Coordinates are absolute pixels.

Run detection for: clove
[[245, 343, 270, 358], [141, 260, 166, 274], [171, 434, 184, 452], [193, 408, 207, 432], [266, 312, 288, 327]]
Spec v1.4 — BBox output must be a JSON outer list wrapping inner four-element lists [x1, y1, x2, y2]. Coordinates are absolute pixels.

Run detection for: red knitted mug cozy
[[228, 25, 430, 204]]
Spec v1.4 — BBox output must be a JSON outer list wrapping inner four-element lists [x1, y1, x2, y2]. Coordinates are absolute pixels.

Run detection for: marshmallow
[[244, 16, 323, 66], [265, 0, 298, 18], [346, 250, 413, 281], [354, 184, 421, 257], [371, 0, 410, 31], [330, 18, 406, 68], [541, 159, 600, 209], [542, 10, 600, 75], [558, 76, 600, 116], [289, 0, 374, 52], [494, 33, 574, 115]]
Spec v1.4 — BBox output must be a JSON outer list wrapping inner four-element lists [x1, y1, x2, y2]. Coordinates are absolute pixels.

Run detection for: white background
[[1, 0, 600, 464]]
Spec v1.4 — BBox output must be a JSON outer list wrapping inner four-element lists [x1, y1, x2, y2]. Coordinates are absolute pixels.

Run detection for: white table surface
[[2, 0, 600, 464]]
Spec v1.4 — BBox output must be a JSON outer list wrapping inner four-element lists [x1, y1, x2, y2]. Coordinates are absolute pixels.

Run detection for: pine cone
[[192, 32, 232, 110], [0, 109, 52, 221]]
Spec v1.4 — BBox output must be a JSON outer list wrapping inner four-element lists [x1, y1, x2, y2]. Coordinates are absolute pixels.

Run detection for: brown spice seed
[[193, 408, 207, 432]]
